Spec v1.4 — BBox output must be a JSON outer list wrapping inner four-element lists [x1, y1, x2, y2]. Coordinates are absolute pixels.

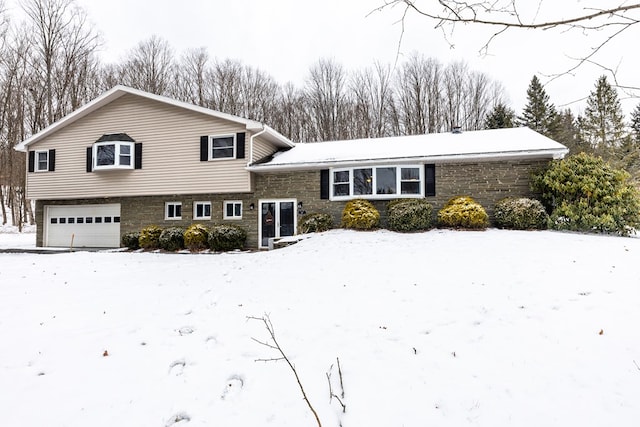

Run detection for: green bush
[[298, 213, 333, 234], [184, 223, 210, 251], [437, 196, 489, 230], [341, 199, 380, 230], [159, 227, 185, 251], [208, 224, 247, 251], [139, 225, 163, 249], [386, 199, 433, 232], [532, 152, 640, 236], [121, 231, 140, 250], [494, 197, 548, 230]]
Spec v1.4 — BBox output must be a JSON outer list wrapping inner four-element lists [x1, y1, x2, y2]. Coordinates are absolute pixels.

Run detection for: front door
[[259, 200, 296, 248]]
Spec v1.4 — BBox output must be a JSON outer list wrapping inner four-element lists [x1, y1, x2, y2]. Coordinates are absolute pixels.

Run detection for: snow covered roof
[[248, 127, 568, 171], [15, 85, 294, 152]]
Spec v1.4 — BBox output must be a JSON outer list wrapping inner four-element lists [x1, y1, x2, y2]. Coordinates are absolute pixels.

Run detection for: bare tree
[[350, 61, 395, 138], [374, 1, 640, 92], [120, 35, 174, 95], [304, 58, 351, 142], [393, 54, 443, 135], [21, 0, 99, 125], [171, 47, 209, 106]]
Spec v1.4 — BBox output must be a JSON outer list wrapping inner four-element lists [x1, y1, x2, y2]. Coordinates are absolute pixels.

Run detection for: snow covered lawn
[[1, 229, 639, 426]]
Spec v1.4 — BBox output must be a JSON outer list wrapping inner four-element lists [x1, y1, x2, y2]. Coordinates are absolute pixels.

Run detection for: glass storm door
[[260, 200, 295, 248]]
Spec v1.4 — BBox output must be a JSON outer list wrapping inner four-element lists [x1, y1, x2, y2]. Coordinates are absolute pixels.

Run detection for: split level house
[[15, 85, 568, 249]]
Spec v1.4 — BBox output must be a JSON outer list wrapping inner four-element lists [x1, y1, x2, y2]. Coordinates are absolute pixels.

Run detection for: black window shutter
[[48, 149, 56, 171], [320, 169, 330, 199], [425, 164, 436, 196], [28, 151, 35, 172], [134, 143, 142, 169], [86, 147, 93, 172], [200, 136, 208, 161], [236, 132, 246, 159]]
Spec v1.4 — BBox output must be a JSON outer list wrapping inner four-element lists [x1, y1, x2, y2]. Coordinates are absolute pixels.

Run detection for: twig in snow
[[248, 314, 322, 427], [326, 359, 346, 413], [634, 360, 640, 372]]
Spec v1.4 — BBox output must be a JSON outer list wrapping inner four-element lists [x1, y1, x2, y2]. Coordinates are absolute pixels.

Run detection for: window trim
[[35, 150, 49, 172], [93, 140, 135, 170], [209, 134, 236, 160], [329, 165, 424, 200], [165, 202, 182, 220], [193, 201, 212, 220], [223, 200, 243, 220]]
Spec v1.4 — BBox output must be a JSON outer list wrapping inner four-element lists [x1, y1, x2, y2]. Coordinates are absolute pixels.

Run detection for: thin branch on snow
[[248, 314, 322, 427]]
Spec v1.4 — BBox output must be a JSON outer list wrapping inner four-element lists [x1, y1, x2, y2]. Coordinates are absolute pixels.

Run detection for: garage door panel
[[45, 204, 121, 248]]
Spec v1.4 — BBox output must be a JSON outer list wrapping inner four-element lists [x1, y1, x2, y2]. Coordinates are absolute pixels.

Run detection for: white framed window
[[330, 165, 424, 200], [223, 201, 242, 220], [35, 151, 49, 172], [165, 202, 182, 220], [210, 134, 236, 160], [193, 201, 211, 220], [93, 141, 134, 170]]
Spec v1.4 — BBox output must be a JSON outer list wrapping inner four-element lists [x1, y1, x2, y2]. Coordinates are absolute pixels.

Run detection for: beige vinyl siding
[[27, 94, 256, 200], [252, 137, 279, 163]]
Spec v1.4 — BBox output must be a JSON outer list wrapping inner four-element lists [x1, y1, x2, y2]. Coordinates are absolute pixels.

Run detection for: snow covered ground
[[1, 228, 639, 426]]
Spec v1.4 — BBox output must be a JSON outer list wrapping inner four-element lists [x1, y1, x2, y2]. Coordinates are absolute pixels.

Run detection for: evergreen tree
[[631, 103, 640, 144], [580, 75, 626, 152], [484, 103, 515, 129], [555, 109, 587, 155], [519, 75, 559, 138]]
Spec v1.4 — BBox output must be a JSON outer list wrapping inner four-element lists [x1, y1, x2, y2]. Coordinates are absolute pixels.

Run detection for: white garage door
[[45, 204, 121, 248]]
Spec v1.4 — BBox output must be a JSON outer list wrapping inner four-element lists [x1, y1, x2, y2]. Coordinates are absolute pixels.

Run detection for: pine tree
[[631, 103, 640, 144], [555, 109, 587, 155], [580, 75, 626, 152], [519, 75, 559, 138], [484, 103, 515, 129]]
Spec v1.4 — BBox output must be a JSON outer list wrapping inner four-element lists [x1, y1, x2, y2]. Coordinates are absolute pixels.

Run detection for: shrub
[[121, 231, 140, 250], [298, 213, 333, 234], [532, 153, 640, 236], [386, 199, 433, 232], [341, 199, 380, 230], [138, 225, 163, 249], [494, 197, 548, 230], [437, 196, 489, 230], [184, 223, 210, 251], [208, 224, 247, 251], [159, 227, 185, 251]]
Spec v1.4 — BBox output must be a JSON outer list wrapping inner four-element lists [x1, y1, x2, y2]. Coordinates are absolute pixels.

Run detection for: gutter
[[248, 126, 268, 167]]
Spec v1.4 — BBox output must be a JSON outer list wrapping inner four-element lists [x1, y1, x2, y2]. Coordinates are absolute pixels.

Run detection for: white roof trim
[[15, 85, 294, 151]]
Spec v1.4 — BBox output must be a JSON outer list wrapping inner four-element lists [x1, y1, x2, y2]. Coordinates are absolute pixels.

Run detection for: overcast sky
[[12, 0, 640, 117]]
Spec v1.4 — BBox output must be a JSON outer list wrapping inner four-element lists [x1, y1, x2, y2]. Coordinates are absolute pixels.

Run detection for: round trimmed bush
[[159, 227, 185, 251], [139, 225, 163, 249], [184, 223, 209, 251], [208, 224, 247, 251], [341, 199, 380, 230], [121, 231, 140, 250], [386, 199, 433, 232], [298, 213, 333, 234], [494, 197, 548, 230], [437, 196, 489, 230]]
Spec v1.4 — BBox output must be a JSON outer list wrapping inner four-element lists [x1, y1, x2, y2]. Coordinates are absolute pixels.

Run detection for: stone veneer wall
[[35, 193, 259, 248], [34, 158, 549, 247], [254, 158, 550, 227]]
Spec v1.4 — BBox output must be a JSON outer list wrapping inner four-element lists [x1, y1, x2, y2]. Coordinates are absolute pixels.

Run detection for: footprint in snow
[[164, 411, 190, 426], [205, 336, 217, 349], [169, 359, 186, 376], [220, 375, 244, 400], [177, 326, 194, 336]]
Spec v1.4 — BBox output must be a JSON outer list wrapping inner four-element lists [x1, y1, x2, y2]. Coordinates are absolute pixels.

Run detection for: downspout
[[248, 126, 268, 167]]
